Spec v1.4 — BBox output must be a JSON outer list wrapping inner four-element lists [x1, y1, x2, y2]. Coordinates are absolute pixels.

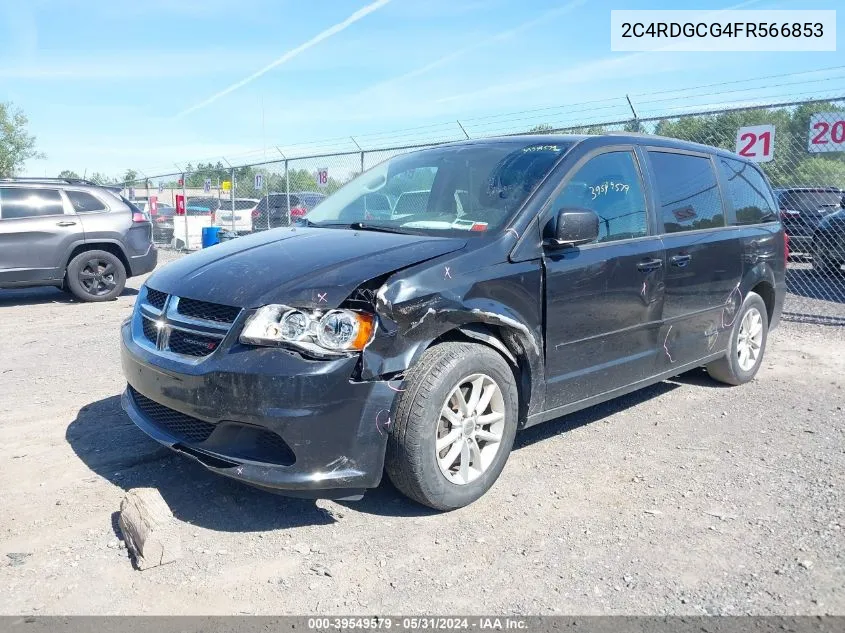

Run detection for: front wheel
[[385, 342, 518, 511], [706, 291, 768, 386]]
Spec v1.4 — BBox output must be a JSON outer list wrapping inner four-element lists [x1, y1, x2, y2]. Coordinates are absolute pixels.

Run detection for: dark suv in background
[[253, 191, 326, 229], [775, 186, 844, 255], [0, 177, 157, 301]]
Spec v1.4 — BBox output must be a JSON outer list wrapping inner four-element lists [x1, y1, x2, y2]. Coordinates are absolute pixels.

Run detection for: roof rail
[[0, 176, 101, 186]]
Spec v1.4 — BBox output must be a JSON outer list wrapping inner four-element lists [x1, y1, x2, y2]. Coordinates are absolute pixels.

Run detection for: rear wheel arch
[[65, 242, 130, 278], [739, 264, 778, 323], [749, 280, 775, 324]]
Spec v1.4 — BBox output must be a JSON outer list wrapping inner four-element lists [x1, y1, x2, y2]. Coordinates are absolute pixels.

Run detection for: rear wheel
[[385, 342, 518, 511], [66, 250, 126, 302], [706, 291, 768, 386]]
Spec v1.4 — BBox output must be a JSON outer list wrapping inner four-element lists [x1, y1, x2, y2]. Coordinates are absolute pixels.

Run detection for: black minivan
[[120, 134, 786, 510]]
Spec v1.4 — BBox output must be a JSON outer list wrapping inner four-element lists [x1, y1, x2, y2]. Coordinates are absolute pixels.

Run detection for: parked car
[[0, 177, 156, 301], [185, 197, 220, 217], [120, 135, 785, 510], [811, 193, 845, 275], [214, 198, 258, 234], [253, 191, 326, 229], [774, 187, 844, 254], [151, 205, 176, 243]]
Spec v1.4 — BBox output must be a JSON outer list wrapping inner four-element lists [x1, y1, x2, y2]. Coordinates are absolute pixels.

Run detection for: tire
[[65, 250, 126, 302], [385, 342, 519, 511], [706, 291, 768, 386]]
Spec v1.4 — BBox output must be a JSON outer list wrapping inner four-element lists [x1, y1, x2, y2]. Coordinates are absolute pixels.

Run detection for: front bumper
[[120, 320, 395, 497]]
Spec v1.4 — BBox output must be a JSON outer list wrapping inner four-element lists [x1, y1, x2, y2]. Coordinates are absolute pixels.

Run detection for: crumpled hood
[[145, 227, 466, 309]]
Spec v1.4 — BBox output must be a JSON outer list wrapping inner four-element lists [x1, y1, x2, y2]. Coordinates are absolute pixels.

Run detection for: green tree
[[89, 172, 113, 185], [624, 119, 642, 133], [58, 169, 80, 179], [791, 157, 845, 187], [528, 124, 555, 133], [0, 102, 45, 177], [123, 169, 138, 184]]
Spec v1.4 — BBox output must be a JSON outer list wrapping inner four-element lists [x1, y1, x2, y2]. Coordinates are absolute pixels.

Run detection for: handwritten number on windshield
[[590, 182, 630, 200]]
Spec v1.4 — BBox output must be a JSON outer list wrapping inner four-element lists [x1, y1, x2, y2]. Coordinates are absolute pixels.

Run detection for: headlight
[[240, 305, 375, 356]]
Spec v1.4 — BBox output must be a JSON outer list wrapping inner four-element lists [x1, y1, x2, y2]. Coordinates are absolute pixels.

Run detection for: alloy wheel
[[78, 258, 118, 297], [435, 373, 506, 485], [736, 307, 764, 372]]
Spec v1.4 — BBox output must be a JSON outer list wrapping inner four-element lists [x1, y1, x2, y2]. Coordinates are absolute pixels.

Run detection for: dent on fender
[[350, 255, 546, 419]]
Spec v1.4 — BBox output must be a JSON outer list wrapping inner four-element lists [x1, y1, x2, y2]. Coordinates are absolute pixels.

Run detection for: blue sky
[[1, 0, 842, 177]]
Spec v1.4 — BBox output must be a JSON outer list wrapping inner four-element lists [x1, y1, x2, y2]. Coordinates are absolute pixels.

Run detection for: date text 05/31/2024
[[307, 617, 528, 630]]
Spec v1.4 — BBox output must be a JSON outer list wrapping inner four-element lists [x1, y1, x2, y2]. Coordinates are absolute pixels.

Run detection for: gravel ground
[[0, 252, 843, 615]]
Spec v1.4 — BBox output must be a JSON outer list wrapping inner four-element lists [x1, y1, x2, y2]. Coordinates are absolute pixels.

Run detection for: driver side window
[[551, 151, 648, 243]]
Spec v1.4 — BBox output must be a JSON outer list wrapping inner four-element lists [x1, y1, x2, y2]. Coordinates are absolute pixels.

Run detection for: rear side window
[[551, 150, 648, 243], [258, 195, 300, 211], [648, 152, 726, 233], [66, 190, 108, 213], [717, 158, 777, 225], [0, 188, 65, 219], [300, 193, 326, 208]]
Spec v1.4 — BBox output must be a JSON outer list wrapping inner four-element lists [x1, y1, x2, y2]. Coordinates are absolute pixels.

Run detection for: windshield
[[305, 140, 572, 235], [778, 190, 842, 212]]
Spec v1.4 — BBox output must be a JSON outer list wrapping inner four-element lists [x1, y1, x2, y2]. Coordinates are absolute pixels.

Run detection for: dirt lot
[[1, 254, 843, 615]]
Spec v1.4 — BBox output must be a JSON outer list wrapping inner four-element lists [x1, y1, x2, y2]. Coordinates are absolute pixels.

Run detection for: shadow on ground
[[67, 373, 709, 528], [0, 286, 138, 307]]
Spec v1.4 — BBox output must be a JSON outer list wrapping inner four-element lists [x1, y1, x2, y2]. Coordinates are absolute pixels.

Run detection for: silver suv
[[0, 177, 157, 302]]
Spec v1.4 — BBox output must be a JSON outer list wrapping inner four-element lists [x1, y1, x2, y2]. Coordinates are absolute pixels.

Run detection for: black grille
[[177, 298, 240, 324], [129, 387, 215, 443], [145, 287, 167, 310], [168, 329, 221, 357], [141, 317, 158, 344]]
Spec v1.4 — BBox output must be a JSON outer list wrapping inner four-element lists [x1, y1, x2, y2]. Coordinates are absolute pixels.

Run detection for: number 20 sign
[[735, 125, 775, 163], [808, 113, 845, 153]]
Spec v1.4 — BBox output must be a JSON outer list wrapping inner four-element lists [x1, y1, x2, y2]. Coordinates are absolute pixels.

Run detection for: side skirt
[[525, 351, 726, 428]]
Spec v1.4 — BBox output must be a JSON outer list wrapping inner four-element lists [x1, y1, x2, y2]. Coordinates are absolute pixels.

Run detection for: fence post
[[360, 151, 365, 175], [231, 167, 236, 234], [285, 159, 290, 226], [182, 174, 188, 250]]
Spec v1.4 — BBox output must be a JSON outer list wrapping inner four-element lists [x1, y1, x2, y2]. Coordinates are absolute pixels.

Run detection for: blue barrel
[[201, 226, 222, 248]]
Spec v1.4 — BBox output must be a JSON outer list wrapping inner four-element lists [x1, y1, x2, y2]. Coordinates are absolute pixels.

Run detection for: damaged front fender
[[357, 249, 546, 420]]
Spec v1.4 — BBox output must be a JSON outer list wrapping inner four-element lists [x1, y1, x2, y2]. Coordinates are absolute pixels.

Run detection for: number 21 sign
[[736, 125, 775, 163]]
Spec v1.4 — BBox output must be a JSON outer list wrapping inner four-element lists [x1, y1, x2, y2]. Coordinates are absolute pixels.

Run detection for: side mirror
[[545, 208, 599, 248]]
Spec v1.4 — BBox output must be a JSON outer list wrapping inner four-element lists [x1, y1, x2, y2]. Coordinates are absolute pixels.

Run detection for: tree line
[[529, 100, 845, 187], [4, 99, 843, 189]]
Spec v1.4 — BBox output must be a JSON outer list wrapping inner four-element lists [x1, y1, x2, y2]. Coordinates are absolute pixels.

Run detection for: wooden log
[[118, 488, 182, 570]]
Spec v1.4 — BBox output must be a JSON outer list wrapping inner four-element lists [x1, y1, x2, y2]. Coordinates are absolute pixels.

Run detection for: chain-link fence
[[122, 96, 845, 325]]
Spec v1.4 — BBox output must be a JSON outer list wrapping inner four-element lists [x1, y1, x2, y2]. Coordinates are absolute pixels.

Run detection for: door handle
[[56, 221, 77, 227], [669, 254, 692, 267], [636, 258, 663, 272]]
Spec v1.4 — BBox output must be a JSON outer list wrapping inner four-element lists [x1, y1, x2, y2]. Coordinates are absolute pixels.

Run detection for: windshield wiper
[[346, 222, 409, 234], [294, 218, 321, 227]]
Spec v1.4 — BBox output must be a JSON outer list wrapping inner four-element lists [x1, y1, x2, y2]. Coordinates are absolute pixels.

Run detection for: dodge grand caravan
[[120, 134, 786, 510]]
